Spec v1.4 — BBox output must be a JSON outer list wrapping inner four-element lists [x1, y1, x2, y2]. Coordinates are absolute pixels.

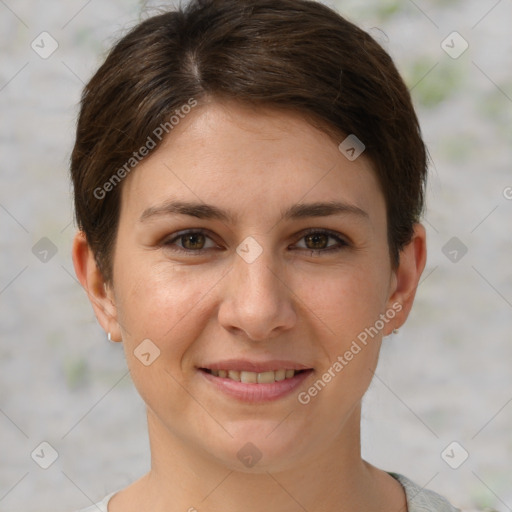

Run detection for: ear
[[71, 230, 123, 342], [384, 223, 427, 335]]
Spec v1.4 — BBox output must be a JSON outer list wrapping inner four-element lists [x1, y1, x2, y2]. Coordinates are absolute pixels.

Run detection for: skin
[[73, 98, 427, 512]]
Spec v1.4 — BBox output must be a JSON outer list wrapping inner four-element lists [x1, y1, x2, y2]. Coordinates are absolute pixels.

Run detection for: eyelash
[[162, 228, 349, 256]]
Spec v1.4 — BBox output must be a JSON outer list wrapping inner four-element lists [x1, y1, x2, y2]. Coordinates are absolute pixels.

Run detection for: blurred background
[[0, 0, 511, 510]]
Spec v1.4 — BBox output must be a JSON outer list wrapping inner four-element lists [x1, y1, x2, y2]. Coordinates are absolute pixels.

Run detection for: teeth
[[240, 371, 257, 383], [228, 370, 241, 381], [257, 371, 275, 384], [274, 369, 286, 381], [208, 369, 301, 383]]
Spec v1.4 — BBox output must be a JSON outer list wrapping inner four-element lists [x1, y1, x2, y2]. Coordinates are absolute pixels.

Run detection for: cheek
[[296, 269, 386, 412], [302, 264, 390, 342], [115, 261, 224, 353], [114, 264, 220, 409]]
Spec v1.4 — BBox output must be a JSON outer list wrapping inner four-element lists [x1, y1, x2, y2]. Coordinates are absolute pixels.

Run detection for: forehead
[[119, 100, 385, 227]]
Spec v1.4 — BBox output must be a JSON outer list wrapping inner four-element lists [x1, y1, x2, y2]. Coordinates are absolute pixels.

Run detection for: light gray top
[[74, 472, 461, 512]]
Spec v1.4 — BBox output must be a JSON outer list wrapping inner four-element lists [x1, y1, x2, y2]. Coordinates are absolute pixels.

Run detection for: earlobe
[[385, 223, 427, 335], [71, 231, 123, 342]]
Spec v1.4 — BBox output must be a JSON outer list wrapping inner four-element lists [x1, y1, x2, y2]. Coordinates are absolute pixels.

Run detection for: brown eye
[[294, 229, 349, 254], [181, 232, 206, 250], [163, 229, 217, 255], [304, 232, 329, 250], [162, 228, 348, 256]]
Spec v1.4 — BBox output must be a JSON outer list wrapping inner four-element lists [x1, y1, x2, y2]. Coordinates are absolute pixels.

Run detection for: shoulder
[[73, 491, 117, 512], [388, 472, 461, 512]]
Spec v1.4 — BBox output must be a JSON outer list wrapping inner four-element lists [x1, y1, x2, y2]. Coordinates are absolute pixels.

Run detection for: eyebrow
[[139, 199, 369, 224]]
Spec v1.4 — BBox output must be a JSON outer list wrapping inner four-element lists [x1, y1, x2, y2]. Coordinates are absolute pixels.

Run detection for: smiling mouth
[[200, 368, 309, 384]]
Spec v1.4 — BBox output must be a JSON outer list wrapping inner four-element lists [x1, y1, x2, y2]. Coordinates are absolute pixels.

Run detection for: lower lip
[[199, 369, 313, 403]]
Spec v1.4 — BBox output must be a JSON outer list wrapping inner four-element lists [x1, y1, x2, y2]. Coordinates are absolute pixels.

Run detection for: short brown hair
[[70, 0, 427, 284]]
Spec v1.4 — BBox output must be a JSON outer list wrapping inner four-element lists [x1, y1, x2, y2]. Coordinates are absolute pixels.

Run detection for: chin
[[205, 422, 313, 473]]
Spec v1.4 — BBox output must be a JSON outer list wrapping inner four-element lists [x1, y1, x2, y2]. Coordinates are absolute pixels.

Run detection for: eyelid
[[162, 228, 219, 253], [296, 227, 351, 248], [162, 227, 350, 255]]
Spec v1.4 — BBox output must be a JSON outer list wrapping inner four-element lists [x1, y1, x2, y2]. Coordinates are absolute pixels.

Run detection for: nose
[[217, 241, 297, 342]]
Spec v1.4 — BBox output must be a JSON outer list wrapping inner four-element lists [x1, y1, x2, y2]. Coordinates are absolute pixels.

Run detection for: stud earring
[[108, 332, 114, 342]]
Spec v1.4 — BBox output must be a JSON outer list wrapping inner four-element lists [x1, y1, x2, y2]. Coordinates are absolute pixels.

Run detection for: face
[[88, 99, 417, 472]]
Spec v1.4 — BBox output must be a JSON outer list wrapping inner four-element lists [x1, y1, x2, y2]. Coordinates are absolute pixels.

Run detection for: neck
[[112, 403, 404, 512]]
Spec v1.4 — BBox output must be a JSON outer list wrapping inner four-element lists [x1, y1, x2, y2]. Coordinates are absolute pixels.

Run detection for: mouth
[[200, 368, 308, 384], [198, 363, 314, 402]]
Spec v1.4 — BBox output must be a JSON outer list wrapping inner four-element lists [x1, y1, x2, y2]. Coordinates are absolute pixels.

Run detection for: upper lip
[[198, 359, 313, 373]]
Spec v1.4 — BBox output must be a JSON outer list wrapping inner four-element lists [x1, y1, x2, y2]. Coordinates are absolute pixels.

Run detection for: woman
[[70, 0, 460, 510]]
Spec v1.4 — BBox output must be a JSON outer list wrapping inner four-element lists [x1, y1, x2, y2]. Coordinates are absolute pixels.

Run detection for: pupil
[[307, 233, 327, 249], [182, 233, 328, 251], [184, 233, 204, 249]]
